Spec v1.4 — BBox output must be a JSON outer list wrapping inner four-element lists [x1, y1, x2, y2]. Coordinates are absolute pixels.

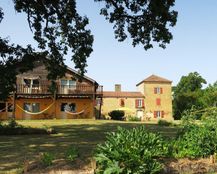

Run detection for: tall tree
[[173, 72, 207, 119], [0, 0, 178, 100], [202, 82, 217, 108]]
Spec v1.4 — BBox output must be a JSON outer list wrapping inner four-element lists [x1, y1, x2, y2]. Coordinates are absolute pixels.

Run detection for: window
[[24, 103, 40, 113], [24, 78, 39, 88], [61, 80, 76, 89], [135, 99, 144, 108], [156, 98, 161, 106], [120, 99, 125, 107], [61, 103, 76, 112], [154, 111, 165, 118], [154, 87, 163, 94], [0, 103, 6, 112]]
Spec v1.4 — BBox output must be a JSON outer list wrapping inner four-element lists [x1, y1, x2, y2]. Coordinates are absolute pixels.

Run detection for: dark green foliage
[[108, 110, 125, 120], [173, 72, 207, 120], [7, 118, 18, 128], [95, 126, 168, 174], [95, 0, 178, 50], [174, 125, 217, 158], [201, 82, 217, 108], [65, 146, 79, 162], [41, 152, 55, 166], [157, 119, 172, 127], [174, 110, 217, 158]]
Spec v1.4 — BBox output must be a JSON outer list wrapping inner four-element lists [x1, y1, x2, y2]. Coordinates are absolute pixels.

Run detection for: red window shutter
[[160, 88, 163, 94], [156, 98, 161, 106], [135, 99, 138, 108], [161, 111, 165, 118], [142, 100, 144, 108], [154, 111, 157, 118], [120, 99, 124, 107], [154, 88, 157, 94]]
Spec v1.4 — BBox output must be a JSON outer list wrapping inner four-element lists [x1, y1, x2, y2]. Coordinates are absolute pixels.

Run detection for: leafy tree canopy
[[174, 72, 207, 95], [0, 0, 177, 100], [173, 72, 209, 120]]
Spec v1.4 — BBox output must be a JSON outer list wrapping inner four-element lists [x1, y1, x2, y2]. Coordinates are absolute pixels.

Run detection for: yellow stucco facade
[[102, 97, 145, 117], [102, 75, 173, 121], [137, 82, 173, 121]]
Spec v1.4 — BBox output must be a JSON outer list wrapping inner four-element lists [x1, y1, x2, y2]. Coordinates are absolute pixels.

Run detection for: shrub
[[108, 110, 125, 120], [157, 120, 172, 127], [8, 118, 20, 128], [174, 125, 217, 158], [95, 126, 168, 174], [174, 110, 217, 158], [128, 116, 141, 121], [65, 146, 78, 162], [41, 152, 54, 166]]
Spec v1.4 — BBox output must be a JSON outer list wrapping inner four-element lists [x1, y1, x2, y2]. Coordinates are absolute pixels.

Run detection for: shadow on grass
[[0, 121, 179, 172]]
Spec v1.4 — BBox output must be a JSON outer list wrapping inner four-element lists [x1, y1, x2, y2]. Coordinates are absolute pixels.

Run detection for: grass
[[0, 119, 179, 173]]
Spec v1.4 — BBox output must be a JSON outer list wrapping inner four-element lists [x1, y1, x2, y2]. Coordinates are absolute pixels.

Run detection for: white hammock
[[64, 107, 88, 115], [16, 102, 54, 115]]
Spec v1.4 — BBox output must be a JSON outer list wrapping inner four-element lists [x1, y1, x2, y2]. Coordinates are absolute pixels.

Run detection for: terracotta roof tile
[[103, 91, 144, 98], [136, 74, 172, 86]]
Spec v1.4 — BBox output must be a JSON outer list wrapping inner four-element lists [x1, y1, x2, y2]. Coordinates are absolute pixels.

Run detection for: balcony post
[[12, 91, 16, 120]]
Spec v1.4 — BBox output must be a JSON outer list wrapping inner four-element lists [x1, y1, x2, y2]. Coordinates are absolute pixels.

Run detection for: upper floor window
[[61, 80, 76, 89], [23, 78, 39, 88], [135, 99, 144, 108], [154, 87, 163, 94]]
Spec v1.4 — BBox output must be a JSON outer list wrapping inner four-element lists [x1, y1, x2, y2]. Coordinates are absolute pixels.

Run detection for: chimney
[[115, 84, 121, 92]]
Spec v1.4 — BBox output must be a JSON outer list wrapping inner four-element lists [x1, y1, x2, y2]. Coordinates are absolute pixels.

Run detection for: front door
[[136, 110, 144, 119]]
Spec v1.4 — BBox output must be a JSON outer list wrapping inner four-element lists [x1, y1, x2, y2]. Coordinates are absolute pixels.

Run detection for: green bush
[[174, 110, 217, 158], [128, 116, 141, 121], [174, 125, 217, 158], [95, 126, 168, 174], [8, 118, 19, 128], [41, 152, 54, 166], [65, 146, 78, 162], [108, 110, 125, 120], [157, 120, 172, 127]]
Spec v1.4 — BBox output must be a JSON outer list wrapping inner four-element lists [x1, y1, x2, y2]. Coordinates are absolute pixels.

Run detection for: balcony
[[16, 84, 103, 96]]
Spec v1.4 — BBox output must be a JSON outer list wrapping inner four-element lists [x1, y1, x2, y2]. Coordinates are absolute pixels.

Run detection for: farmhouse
[[102, 75, 173, 121], [0, 60, 172, 121], [0, 60, 103, 120]]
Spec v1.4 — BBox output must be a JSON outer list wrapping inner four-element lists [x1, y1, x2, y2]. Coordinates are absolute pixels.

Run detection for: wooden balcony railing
[[16, 84, 103, 95]]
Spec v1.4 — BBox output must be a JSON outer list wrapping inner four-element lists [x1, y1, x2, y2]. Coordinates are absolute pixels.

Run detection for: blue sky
[[0, 1, 217, 91]]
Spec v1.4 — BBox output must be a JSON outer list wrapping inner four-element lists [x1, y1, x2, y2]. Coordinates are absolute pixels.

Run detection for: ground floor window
[[23, 103, 40, 113], [61, 103, 76, 112], [0, 103, 6, 112], [154, 111, 165, 118]]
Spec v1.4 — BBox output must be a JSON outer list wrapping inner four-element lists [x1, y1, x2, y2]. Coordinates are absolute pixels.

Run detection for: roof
[[66, 66, 97, 85], [103, 91, 144, 98], [34, 59, 98, 85], [136, 74, 172, 86]]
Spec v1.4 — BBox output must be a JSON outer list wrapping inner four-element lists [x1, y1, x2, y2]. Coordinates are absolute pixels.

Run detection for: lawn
[[0, 119, 179, 173]]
